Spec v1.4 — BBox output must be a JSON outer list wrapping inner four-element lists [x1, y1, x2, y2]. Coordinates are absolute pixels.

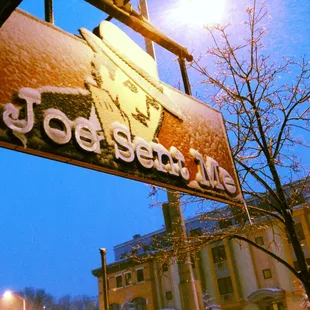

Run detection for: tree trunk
[[284, 210, 310, 298]]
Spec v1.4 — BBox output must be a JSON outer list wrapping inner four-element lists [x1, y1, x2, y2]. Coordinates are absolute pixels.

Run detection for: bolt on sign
[[0, 10, 243, 204]]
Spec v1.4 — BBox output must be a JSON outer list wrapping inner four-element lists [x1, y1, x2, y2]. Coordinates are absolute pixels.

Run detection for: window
[[293, 258, 310, 272], [116, 275, 122, 288], [212, 245, 227, 263], [295, 222, 305, 241], [265, 301, 284, 310], [137, 268, 144, 282], [287, 192, 305, 207], [162, 263, 169, 272], [166, 291, 173, 300], [286, 222, 305, 243], [218, 277, 233, 295], [125, 272, 132, 286], [190, 254, 198, 280], [255, 236, 264, 246], [133, 297, 146, 310], [219, 219, 232, 229], [257, 201, 273, 212], [143, 245, 150, 252], [232, 206, 246, 224], [263, 269, 272, 279], [190, 228, 202, 236], [285, 227, 292, 244], [109, 304, 121, 310], [293, 260, 299, 271]]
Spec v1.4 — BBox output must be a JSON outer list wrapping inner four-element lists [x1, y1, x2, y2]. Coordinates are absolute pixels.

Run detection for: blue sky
[[0, 0, 309, 299]]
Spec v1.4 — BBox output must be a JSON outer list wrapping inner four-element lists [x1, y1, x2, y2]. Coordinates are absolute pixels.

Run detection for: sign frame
[[0, 10, 243, 206]]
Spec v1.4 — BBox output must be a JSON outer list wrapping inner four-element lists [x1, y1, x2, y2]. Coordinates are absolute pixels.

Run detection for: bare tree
[[120, 300, 135, 310], [20, 287, 54, 310], [17, 288, 98, 310], [189, 0, 310, 298], [203, 290, 221, 310]]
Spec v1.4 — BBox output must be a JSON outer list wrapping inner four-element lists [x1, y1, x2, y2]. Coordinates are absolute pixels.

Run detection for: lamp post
[[99, 248, 109, 310], [2, 290, 26, 310]]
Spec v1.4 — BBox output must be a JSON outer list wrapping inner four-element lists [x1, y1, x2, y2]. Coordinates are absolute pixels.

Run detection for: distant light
[[177, 0, 227, 26], [3, 291, 13, 300]]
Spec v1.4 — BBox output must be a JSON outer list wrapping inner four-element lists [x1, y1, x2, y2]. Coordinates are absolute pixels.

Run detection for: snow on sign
[[0, 10, 243, 204]]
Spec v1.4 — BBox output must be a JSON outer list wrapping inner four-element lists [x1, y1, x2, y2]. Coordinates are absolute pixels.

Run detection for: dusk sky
[[0, 0, 309, 300]]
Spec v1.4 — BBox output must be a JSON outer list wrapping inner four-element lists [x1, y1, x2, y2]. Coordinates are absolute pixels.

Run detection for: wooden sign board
[[0, 10, 243, 204]]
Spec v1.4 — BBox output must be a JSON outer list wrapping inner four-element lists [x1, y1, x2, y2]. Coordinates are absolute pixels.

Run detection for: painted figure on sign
[[79, 21, 183, 145]]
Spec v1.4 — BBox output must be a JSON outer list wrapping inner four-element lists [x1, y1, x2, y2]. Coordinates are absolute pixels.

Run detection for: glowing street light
[[2, 290, 26, 310], [176, 0, 227, 26]]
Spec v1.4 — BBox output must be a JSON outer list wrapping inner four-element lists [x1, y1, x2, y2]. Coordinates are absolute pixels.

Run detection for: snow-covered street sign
[[0, 10, 243, 204]]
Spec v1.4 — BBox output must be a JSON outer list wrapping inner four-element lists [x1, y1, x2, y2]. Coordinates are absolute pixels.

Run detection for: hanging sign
[[0, 10, 243, 204]]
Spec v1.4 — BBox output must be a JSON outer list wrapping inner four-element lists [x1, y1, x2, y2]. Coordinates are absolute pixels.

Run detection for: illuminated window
[[125, 272, 132, 286], [263, 269, 272, 279]]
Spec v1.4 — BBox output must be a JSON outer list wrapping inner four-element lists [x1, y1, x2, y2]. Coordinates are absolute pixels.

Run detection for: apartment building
[[92, 179, 310, 309]]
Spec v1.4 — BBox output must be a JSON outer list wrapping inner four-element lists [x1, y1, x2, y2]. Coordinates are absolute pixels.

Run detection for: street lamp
[[174, 0, 227, 26], [2, 290, 26, 310], [99, 248, 109, 310], [139, 0, 192, 95]]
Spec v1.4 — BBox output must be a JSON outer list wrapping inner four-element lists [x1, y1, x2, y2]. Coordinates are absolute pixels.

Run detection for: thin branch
[[230, 234, 301, 279]]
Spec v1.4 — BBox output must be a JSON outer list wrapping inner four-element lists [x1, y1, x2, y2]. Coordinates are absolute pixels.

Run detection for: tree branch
[[230, 234, 301, 279]]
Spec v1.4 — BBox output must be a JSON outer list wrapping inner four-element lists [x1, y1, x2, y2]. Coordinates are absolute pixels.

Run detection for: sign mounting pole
[[139, 0, 156, 61], [0, 0, 22, 27], [44, 0, 54, 24]]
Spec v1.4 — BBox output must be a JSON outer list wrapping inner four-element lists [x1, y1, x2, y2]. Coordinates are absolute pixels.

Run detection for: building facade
[[92, 179, 310, 310]]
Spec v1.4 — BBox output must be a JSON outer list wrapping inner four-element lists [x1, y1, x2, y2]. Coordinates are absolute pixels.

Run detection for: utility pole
[[163, 192, 204, 310], [138, 1, 200, 308]]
